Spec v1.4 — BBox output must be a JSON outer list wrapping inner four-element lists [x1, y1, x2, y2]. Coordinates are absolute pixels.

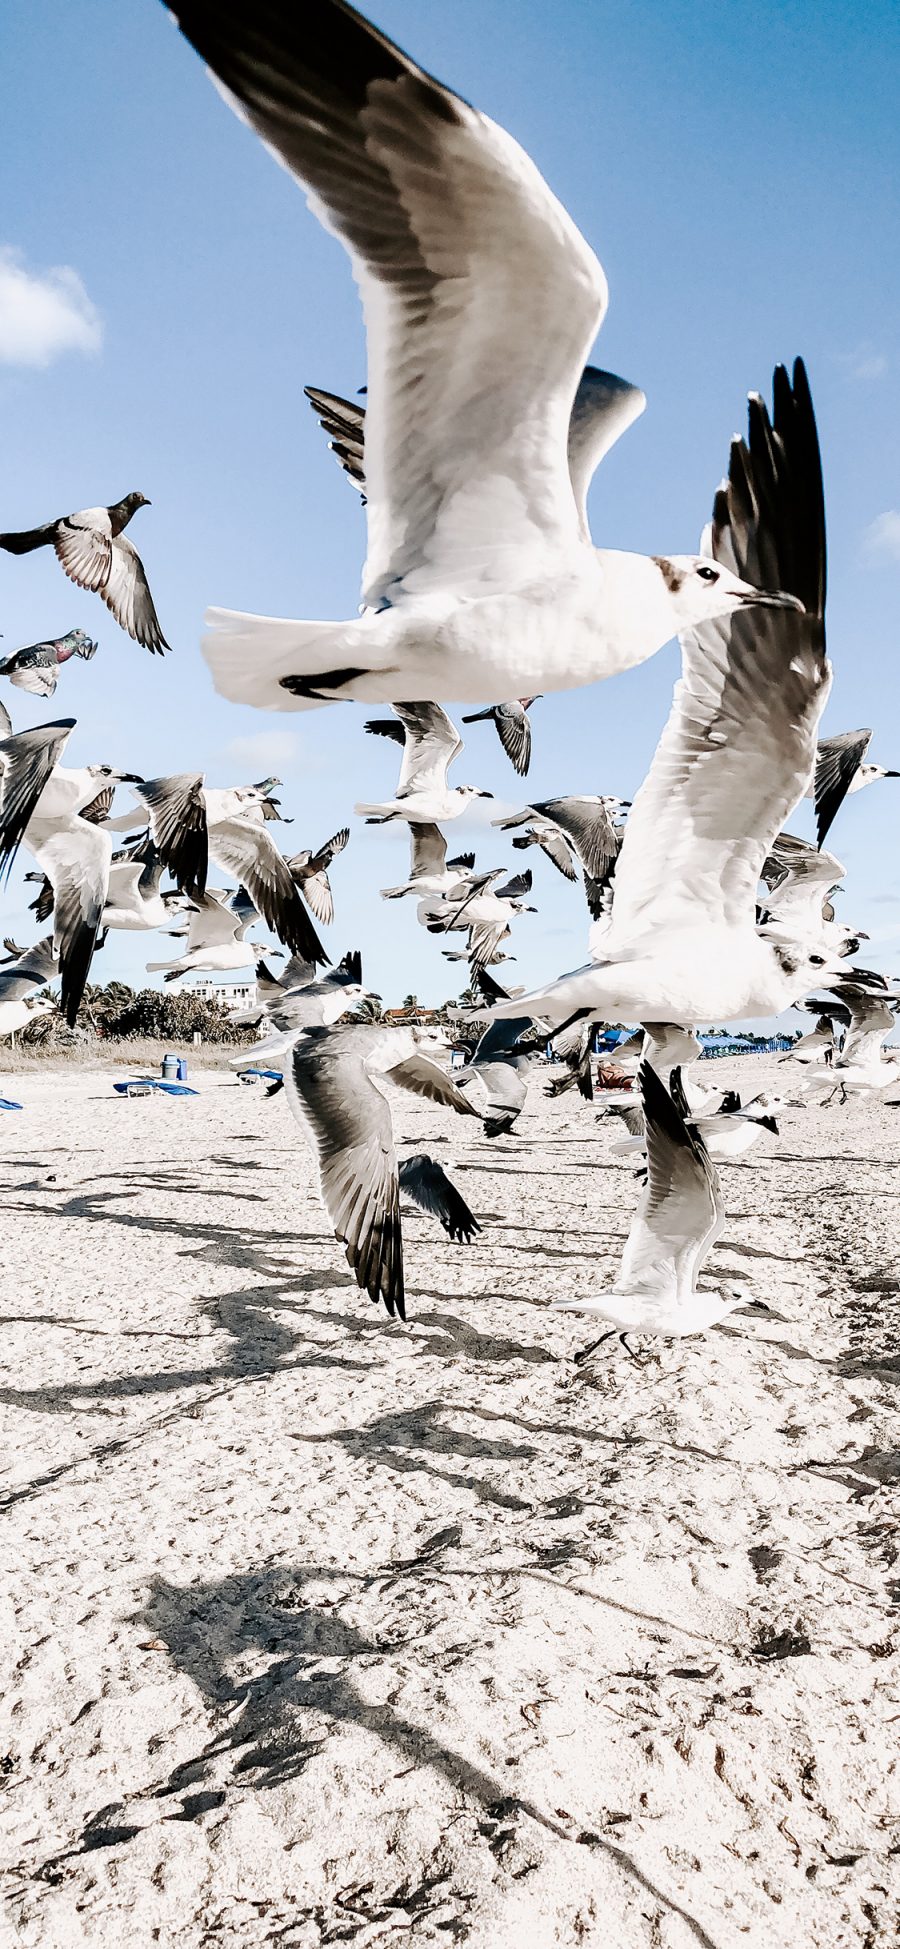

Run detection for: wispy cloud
[[840, 342, 888, 382], [0, 246, 102, 367], [863, 511, 900, 563], [225, 730, 299, 773]]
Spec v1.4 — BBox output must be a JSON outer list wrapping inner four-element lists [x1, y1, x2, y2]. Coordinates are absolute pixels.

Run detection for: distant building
[[192, 978, 258, 1014]]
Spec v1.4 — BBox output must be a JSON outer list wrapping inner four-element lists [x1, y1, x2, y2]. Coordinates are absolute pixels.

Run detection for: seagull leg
[[573, 1329, 616, 1366], [619, 1333, 645, 1363]]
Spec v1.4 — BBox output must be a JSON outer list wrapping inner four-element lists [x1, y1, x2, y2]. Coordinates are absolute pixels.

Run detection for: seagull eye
[[696, 565, 719, 584], [809, 954, 825, 966]]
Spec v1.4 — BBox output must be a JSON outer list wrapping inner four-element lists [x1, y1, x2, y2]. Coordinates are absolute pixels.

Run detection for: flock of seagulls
[[0, 0, 896, 1348]]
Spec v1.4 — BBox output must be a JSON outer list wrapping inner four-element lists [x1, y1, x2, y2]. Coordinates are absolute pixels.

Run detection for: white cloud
[[225, 730, 299, 773], [840, 342, 888, 382], [0, 246, 102, 367], [864, 511, 900, 563]]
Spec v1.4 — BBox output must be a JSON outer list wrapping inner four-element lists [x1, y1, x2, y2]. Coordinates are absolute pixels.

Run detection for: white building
[[191, 978, 259, 1014]]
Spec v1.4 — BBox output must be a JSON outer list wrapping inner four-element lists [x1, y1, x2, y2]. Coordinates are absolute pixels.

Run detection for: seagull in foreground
[[556, 1063, 746, 1351], [484, 362, 847, 1028], [166, 0, 797, 714], [285, 1023, 481, 1318], [0, 718, 141, 1021], [0, 935, 59, 1038], [809, 729, 899, 849], [285, 827, 349, 926], [133, 773, 327, 964], [0, 630, 97, 699], [303, 384, 542, 775], [357, 703, 492, 823], [0, 494, 168, 654]]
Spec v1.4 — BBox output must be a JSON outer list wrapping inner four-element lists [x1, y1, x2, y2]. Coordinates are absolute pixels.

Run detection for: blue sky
[[2, 0, 899, 1019]]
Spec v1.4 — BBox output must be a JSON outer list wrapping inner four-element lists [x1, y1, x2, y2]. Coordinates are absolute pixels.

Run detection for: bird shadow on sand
[[104, 1562, 721, 1949]]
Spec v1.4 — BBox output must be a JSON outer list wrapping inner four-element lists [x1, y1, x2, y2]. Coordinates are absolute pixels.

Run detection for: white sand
[[1, 1056, 899, 1946]]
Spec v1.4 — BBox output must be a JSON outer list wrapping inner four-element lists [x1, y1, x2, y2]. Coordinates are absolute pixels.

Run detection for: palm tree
[[354, 995, 384, 1022]]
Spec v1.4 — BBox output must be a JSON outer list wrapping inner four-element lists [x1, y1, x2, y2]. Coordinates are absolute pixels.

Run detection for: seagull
[[381, 822, 475, 902], [134, 772, 327, 962], [760, 831, 863, 955], [809, 730, 899, 848], [357, 703, 493, 823], [0, 718, 141, 1021], [501, 819, 578, 883], [782, 1009, 839, 1067], [285, 827, 349, 925], [231, 949, 378, 1063], [495, 794, 626, 916], [285, 1023, 481, 1318], [423, 868, 536, 937], [101, 839, 192, 933], [166, 0, 797, 714], [484, 362, 848, 1028], [147, 887, 268, 980], [0, 494, 168, 654], [555, 1063, 746, 1349], [812, 985, 899, 1101], [612, 1080, 782, 1164], [0, 935, 59, 1038], [0, 629, 97, 699]]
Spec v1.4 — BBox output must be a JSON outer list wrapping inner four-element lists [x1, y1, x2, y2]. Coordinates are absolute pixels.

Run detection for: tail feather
[[202, 607, 379, 713]]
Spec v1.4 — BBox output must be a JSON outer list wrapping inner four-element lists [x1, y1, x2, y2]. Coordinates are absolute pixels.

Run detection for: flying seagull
[[231, 949, 377, 1064], [134, 772, 327, 963], [555, 1063, 746, 1348], [0, 934, 59, 1038], [0, 494, 169, 654], [357, 703, 492, 823], [380, 822, 475, 902], [147, 886, 268, 980], [164, 0, 796, 714], [286, 827, 349, 925], [0, 629, 97, 699], [484, 363, 849, 1027], [495, 794, 626, 917], [809, 729, 899, 849], [285, 1023, 481, 1318], [0, 718, 141, 1022]]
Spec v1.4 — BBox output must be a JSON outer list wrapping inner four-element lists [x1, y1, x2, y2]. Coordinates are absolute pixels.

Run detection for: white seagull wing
[[392, 702, 463, 796], [607, 360, 829, 945], [617, 1064, 723, 1299], [166, 0, 608, 604]]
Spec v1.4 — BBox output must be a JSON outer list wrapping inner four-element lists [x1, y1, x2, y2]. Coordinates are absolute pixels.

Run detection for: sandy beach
[[1, 1055, 899, 1946]]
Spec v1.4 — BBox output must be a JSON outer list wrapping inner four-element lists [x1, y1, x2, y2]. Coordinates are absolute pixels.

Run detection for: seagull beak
[[478, 790, 494, 799], [885, 770, 900, 778], [739, 588, 806, 612], [115, 771, 144, 784]]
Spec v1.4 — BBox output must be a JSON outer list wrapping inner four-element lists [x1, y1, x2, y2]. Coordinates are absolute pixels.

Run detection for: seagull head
[[653, 555, 806, 629], [459, 786, 494, 802]]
